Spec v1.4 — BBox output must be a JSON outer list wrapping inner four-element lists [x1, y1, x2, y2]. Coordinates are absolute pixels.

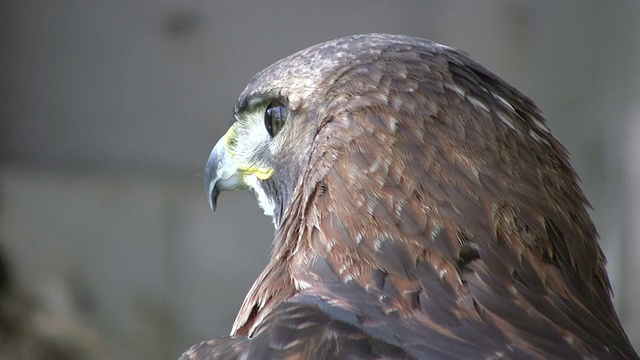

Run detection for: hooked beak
[[204, 131, 245, 212]]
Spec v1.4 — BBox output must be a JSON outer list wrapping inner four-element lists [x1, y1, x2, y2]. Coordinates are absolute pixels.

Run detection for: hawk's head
[[205, 34, 402, 227]]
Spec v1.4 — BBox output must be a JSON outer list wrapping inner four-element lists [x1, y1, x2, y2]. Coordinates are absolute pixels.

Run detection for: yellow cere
[[223, 123, 239, 152], [244, 167, 274, 180], [223, 124, 275, 181]]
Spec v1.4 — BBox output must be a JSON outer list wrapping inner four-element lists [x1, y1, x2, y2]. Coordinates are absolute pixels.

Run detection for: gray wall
[[1, 1, 638, 358]]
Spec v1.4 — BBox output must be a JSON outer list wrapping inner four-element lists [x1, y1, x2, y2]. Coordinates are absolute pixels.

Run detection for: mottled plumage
[[184, 34, 638, 359]]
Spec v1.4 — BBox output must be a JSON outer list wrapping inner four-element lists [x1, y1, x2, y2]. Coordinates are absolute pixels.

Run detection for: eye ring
[[264, 100, 287, 137]]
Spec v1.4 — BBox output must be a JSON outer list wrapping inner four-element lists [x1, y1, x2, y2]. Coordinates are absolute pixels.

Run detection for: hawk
[[182, 34, 638, 359]]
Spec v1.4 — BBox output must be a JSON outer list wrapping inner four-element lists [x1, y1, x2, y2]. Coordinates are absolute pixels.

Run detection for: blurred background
[[0, 0, 639, 358]]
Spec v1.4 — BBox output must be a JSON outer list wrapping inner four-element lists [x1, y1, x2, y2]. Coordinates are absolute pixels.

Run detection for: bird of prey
[[182, 34, 639, 359]]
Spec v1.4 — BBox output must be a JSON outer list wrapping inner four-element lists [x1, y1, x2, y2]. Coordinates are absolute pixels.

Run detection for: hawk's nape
[[182, 34, 639, 359]]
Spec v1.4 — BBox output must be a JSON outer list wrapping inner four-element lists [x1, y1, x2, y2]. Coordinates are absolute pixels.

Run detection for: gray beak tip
[[205, 149, 219, 213], [208, 183, 219, 212]]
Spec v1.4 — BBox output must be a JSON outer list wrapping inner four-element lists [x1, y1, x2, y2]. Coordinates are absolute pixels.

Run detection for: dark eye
[[264, 100, 287, 137]]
